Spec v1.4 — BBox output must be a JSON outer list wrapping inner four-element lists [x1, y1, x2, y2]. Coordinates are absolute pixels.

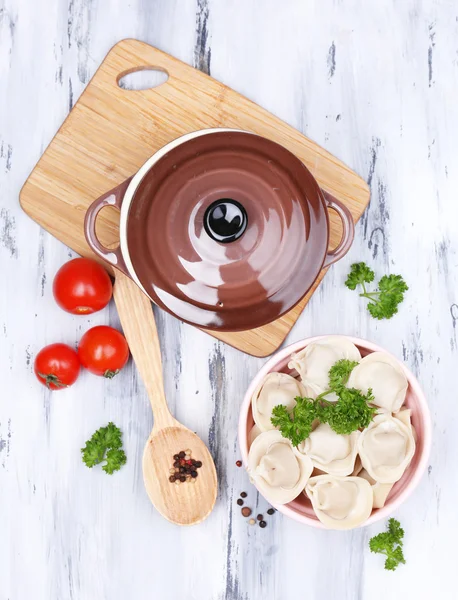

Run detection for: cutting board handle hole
[[117, 67, 169, 91]]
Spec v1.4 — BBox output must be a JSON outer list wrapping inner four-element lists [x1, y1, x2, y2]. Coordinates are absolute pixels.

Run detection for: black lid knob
[[204, 199, 248, 243]]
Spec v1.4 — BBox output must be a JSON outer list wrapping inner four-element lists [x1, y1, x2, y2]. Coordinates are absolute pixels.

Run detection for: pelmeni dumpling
[[298, 423, 360, 476], [247, 430, 313, 504], [358, 468, 394, 509], [288, 337, 361, 401], [252, 372, 306, 432], [248, 424, 262, 446], [358, 412, 416, 483], [305, 474, 373, 530], [347, 352, 408, 412], [396, 408, 418, 442]]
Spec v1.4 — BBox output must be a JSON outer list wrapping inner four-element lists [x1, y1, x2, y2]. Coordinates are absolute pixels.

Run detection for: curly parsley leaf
[[345, 262, 375, 290], [345, 263, 408, 320], [81, 422, 126, 475], [367, 274, 409, 320], [328, 359, 359, 391], [81, 437, 106, 468], [321, 387, 376, 435], [103, 447, 127, 474], [369, 518, 406, 571], [271, 397, 320, 447]]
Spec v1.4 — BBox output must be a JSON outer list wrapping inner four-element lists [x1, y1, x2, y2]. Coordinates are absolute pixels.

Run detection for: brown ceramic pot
[[85, 129, 354, 331]]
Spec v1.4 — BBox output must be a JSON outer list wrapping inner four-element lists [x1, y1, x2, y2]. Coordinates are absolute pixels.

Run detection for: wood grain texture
[[1, 0, 457, 599], [19, 38, 369, 357], [113, 272, 176, 429], [143, 426, 217, 526], [113, 272, 217, 525]]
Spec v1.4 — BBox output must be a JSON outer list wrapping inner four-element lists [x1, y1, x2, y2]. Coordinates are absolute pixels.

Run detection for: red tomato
[[53, 258, 112, 314], [34, 343, 80, 390], [78, 326, 129, 378]]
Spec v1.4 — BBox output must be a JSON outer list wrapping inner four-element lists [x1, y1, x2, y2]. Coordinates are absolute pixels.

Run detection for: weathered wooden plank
[[0, 0, 457, 599]]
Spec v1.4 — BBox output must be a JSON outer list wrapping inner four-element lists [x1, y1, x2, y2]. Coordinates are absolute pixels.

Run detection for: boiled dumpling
[[298, 423, 360, 476], [358, 468, 394, 509], [348, 351, 408, 412], [247, 430, 313, 504], [305, 474, 373, 530], [248, 423, 262, 446], [395, 407, 417, 442], [252, 372, 306, 432], [358, 412, 416, 483], [288, 337, 361, 401]]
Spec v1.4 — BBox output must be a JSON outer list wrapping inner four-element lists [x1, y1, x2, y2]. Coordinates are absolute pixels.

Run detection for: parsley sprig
[[345, 262, 408, 320], [369, 518, 406, 571], [271, 360, 376, 446], [81, 422, 127, 475]]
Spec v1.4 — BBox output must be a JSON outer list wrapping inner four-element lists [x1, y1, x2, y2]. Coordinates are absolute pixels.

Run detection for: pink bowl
[[238, 335, 432, 528]]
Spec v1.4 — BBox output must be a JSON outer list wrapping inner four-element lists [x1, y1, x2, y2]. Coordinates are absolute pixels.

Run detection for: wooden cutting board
[[20, 39, 369, 357]]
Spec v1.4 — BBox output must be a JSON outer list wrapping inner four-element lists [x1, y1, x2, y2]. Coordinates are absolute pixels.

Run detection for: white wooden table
[[1, 1, 456, 598]]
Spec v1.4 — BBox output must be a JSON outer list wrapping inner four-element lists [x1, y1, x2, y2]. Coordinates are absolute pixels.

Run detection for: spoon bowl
[[143, 426, 217, 525]]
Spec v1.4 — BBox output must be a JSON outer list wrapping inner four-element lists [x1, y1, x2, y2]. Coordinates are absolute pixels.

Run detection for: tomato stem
[[103, 369, 120, 379], [38, 372, 67, 389]]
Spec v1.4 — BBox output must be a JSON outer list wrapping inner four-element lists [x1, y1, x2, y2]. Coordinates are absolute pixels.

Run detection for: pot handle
[[322, 191, 355, 268], [84, 177, 133, 275]]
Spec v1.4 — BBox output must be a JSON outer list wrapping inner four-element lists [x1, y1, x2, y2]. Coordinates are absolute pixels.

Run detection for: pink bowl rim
[[238, 334, 432, 529]]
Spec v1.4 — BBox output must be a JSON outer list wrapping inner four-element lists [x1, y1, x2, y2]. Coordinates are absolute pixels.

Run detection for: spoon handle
[[113, 272, 176, 429]]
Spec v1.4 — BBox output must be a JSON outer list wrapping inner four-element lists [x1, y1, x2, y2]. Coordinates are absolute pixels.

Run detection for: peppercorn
[[236, 460, 242, 467], [170, 451, 203, 483], [237, 499, 244, 506], [267, 508, 275, 515], [259, 520, 267, 528], [249, 518, 256, 525], [257, 514, 263, 521], [240, 492, 247, 498], [241, 507, 252, 517]]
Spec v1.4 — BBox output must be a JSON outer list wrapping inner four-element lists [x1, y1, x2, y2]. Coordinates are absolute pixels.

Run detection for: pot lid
[[124, 130, 328, 331]]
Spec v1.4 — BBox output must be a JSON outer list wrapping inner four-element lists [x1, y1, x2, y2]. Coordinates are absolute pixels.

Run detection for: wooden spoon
[[113, 272, 217, 525]]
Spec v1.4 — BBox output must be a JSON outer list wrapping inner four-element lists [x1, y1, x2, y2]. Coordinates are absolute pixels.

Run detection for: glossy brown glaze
[[126, 131, 329, 331]]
